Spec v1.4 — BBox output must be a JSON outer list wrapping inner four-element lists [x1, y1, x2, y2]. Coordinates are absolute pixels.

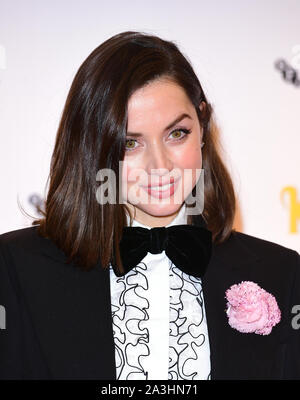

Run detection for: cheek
[[174, 143, 202, 169], [121, 159, 139, 184], [121, 161, 133, 201], [121, 158, 148, 203]]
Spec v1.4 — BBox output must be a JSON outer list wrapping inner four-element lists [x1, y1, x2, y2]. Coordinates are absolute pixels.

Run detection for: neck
[[125, 203, 186, 228]]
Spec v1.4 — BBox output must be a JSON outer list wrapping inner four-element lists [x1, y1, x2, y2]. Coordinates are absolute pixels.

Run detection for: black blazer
[[0, 225, 299, 380]]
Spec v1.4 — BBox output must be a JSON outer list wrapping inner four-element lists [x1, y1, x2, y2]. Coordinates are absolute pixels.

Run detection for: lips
[[141, 176, 177, 188], [139, 178, 180, 200]]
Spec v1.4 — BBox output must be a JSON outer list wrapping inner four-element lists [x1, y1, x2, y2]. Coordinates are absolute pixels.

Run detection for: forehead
[[127, 79, 193, 129]]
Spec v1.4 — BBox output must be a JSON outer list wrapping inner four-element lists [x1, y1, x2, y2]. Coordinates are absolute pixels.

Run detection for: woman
[[0, 31, 299, 380]]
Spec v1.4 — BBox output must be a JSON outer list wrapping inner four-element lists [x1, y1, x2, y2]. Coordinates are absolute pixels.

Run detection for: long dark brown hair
[[33, 31, 236, 274]]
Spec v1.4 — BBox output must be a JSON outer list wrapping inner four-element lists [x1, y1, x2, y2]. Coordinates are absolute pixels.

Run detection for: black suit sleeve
[[283, 250, 300, 379], [0, 239, 24, 379], [0, 238, 51, 379]]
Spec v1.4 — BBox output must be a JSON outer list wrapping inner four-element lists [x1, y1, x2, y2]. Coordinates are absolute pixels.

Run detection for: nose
[[145, 141, 173, 174]]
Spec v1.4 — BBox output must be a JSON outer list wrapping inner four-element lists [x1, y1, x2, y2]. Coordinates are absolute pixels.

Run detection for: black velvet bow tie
[[113, 221, 212, 278]]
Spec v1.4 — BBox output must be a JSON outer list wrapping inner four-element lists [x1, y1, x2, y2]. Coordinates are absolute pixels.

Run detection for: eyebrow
[[126, 113, 192, 137]]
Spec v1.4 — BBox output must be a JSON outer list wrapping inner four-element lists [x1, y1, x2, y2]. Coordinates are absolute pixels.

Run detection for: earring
[[201, 141, 205, 148]]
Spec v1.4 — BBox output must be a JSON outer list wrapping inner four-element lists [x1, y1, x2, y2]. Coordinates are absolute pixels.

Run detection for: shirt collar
[[126, 203, 188, 229]]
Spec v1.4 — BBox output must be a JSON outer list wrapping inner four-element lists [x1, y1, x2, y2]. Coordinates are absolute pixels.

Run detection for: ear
[[199, 101, 206, 114], [198, 101, 206, 138]]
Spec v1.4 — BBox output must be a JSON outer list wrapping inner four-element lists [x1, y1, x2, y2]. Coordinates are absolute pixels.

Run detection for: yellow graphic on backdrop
[[281, 186, 300, 233]]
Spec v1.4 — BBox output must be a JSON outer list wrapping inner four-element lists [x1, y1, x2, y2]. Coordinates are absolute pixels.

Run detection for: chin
[[135, 203, 184, 218]]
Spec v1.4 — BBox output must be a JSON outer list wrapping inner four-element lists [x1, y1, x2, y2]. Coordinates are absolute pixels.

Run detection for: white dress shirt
[[109, 203, 211, 380]]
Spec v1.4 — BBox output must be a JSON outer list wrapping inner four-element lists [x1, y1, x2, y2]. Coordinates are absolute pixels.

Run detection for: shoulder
[[0, 225, 41, 247], [232, 230, 298, 258], [0, 225, 48, 274], [212, 229, 300, 281], [217, 229, 299, 261], [0, 225, 66, 267], [0, 225, 50, 259]]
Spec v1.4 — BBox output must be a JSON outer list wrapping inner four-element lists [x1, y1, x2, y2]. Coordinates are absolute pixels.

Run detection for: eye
[[124, 128, 192, 152], [125, 138, 138, 151], [169, 128, 191, 141]]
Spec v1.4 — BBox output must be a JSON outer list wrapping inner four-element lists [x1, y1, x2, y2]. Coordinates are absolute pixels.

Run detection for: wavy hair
[[33, 31, 236, 274]]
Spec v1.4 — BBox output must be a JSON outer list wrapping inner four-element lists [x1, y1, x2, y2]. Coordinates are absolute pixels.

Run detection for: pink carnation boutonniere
[[225, 281, 281, 335]]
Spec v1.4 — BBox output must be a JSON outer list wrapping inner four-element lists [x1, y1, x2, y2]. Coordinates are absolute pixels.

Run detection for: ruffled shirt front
[[109, 204, 211, 380]]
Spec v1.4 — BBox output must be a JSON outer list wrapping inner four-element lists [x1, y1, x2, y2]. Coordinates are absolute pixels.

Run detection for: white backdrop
[[0, 0, 299, 252]]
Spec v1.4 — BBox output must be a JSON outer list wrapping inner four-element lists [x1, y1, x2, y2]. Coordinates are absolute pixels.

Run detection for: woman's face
[[121, 78, 204, 227]]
